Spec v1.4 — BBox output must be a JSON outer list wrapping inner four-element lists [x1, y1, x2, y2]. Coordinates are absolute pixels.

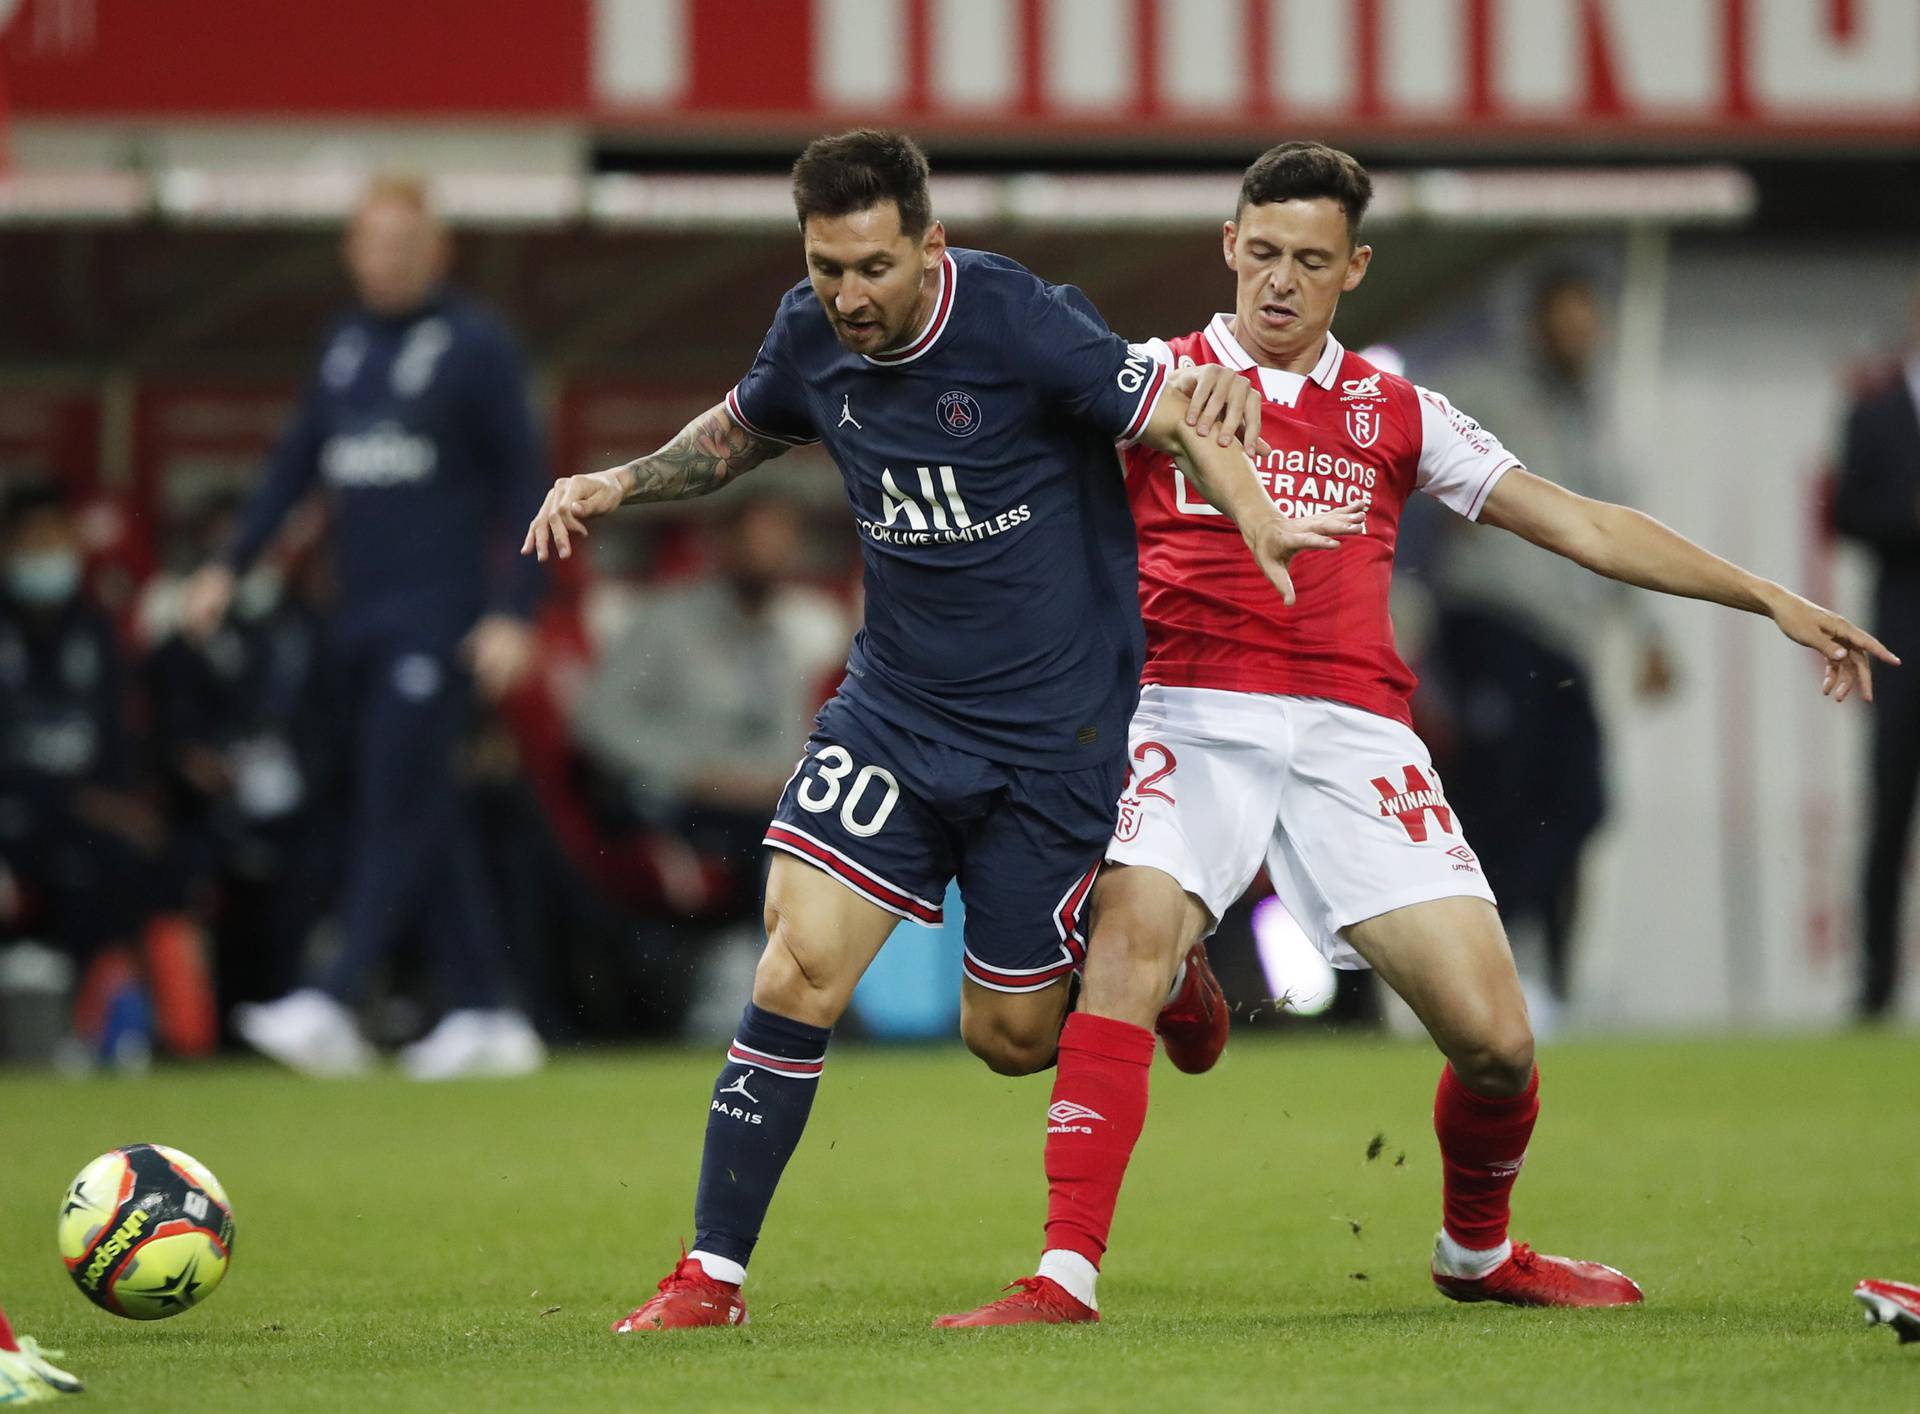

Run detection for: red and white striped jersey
[[1123, 317, 1520, 725]]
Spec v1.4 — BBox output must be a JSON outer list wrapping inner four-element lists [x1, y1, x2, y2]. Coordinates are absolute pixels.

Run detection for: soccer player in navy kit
[[524, 130, 1359, 1332], [183, 178, 549, 1081]]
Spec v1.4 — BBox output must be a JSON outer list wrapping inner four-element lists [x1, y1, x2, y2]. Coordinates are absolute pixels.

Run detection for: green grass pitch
[[4, 1031, 1916, 1411]]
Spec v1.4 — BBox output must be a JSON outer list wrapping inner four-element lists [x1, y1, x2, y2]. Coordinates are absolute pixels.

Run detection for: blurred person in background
[[1832, 283, 1920, 1021], [571, 494, 850, 905], [1423, 268, 1673, 1029], [181, 176, 549, 1080], [0, 481, 168, 1067], [146, 493, 338, 1026]]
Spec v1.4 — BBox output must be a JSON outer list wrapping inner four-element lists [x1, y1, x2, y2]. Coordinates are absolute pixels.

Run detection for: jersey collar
[[1203, 314, 1345, 408], [863, 253, 957, 367]]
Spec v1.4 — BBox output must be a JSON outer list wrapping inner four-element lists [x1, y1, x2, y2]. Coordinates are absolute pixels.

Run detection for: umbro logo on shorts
[[1047, 1100, 1105, 1134]]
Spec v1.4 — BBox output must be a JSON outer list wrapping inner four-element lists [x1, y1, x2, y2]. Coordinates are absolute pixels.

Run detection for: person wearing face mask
[[571, 494, 851, 909], [0, 483, 159, 1036], [179, 176, 549, 1080]]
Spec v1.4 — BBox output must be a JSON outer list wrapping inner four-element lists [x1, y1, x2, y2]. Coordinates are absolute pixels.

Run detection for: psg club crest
[[937, 389, 982, 438], [1340, 371, 1385, 449]]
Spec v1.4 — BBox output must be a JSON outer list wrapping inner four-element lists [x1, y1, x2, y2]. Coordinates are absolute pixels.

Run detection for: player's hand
[[522, 470, 626, 562], [1170, 365, 1269, 457], [1245, 504, 1366, 605], [1767, 590, 1900, 704], [463, 614, 535, 701], [181, 563, 235, 642]]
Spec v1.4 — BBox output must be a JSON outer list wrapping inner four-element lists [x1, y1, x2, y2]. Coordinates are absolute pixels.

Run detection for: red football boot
[[610, 1253, 748, 1333], [1155, 942, 1229, 1074], [1855, 1279, 1920, 1342], [1432, 1242, 1644, 1308], [933, 1277, 1099, 1328]]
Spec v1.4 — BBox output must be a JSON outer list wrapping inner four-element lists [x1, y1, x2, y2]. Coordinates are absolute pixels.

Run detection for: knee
[[1448, 1019, 1536, 1098], [750, 904, 846, 1028], [1087, 916, 1181, 979], [961, 1011, 1059, 1077], [1081, 921, 1184, 1023]]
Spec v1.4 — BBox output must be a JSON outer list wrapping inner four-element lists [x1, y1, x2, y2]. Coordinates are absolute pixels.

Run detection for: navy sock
[[691, 1003, 831, 1271]]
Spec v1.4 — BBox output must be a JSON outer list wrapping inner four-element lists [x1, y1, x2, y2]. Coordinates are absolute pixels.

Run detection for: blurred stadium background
[[2, 0, 1918, 1073]]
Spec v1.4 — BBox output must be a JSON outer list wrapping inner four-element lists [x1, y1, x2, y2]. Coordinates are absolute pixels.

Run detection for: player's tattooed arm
[[1141, 384, 1364, 605], [522, 402, 787, 561], [609, 402, 788, 503], [1480, 467, 1900, 703]]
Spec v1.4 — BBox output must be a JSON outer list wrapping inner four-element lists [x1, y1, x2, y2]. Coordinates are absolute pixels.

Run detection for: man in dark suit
[[1834, 291, 1920, 1019]]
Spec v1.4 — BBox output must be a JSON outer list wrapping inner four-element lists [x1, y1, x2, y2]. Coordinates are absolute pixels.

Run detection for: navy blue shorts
[[765, 692, 1127, 993]]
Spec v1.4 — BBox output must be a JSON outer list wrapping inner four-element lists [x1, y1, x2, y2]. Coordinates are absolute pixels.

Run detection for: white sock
[[1036, 1248, 1099, 1310], [1433, 1228, 1511, 1280], [1162, 961, 1188, 1008], [687, 1249, 746, 1287]]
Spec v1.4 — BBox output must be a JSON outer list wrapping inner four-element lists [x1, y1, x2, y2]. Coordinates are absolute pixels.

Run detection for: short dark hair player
[[937, 140, 1897, 1326]]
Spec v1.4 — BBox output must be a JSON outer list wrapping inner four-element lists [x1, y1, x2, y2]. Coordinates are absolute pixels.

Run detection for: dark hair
[[791, 129, 934, 239], [1531, 263, 1598, 317], [1237, 141, 1373, 240]]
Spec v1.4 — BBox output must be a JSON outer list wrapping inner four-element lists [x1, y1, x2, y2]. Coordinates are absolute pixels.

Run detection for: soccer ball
[[58, 1145, 235, 1320]]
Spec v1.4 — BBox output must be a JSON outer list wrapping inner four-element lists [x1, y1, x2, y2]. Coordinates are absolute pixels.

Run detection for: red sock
[[1433, 1062, 1540, 1250], [1042, 1013, 1156, 1267], [0, 1301, 17, 1351]]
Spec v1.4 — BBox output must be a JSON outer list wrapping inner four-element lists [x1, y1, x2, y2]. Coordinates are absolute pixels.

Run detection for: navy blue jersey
[[727, 248, 1167, 768], [225, 289, 545, 642]]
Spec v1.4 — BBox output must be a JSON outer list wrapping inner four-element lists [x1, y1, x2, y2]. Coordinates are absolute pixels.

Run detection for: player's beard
[[835, 267, 935, 355]]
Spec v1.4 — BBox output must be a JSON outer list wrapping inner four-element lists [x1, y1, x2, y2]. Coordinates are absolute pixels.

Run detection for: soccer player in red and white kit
[[937, 141, 1899, 1326]]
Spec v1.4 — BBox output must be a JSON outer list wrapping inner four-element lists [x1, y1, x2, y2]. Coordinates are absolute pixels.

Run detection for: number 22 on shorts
[[1114, 740, 1176, 843]]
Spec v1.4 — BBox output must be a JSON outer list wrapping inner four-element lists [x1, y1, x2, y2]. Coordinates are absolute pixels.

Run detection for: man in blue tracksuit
[[184, 177, 548, 1079]]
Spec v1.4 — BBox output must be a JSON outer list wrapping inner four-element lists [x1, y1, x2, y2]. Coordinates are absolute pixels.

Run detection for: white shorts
[[1105, 686, 1496, 969]]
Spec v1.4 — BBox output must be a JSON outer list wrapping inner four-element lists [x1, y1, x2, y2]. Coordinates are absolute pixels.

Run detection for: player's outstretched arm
[[1139, 384, 1363, 604], [1479, 468, 1900, 703], [521, 401, 788, 562]]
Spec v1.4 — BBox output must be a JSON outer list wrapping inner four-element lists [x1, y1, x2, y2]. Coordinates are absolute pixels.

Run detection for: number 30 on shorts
[[795, 746, 902, 838]]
